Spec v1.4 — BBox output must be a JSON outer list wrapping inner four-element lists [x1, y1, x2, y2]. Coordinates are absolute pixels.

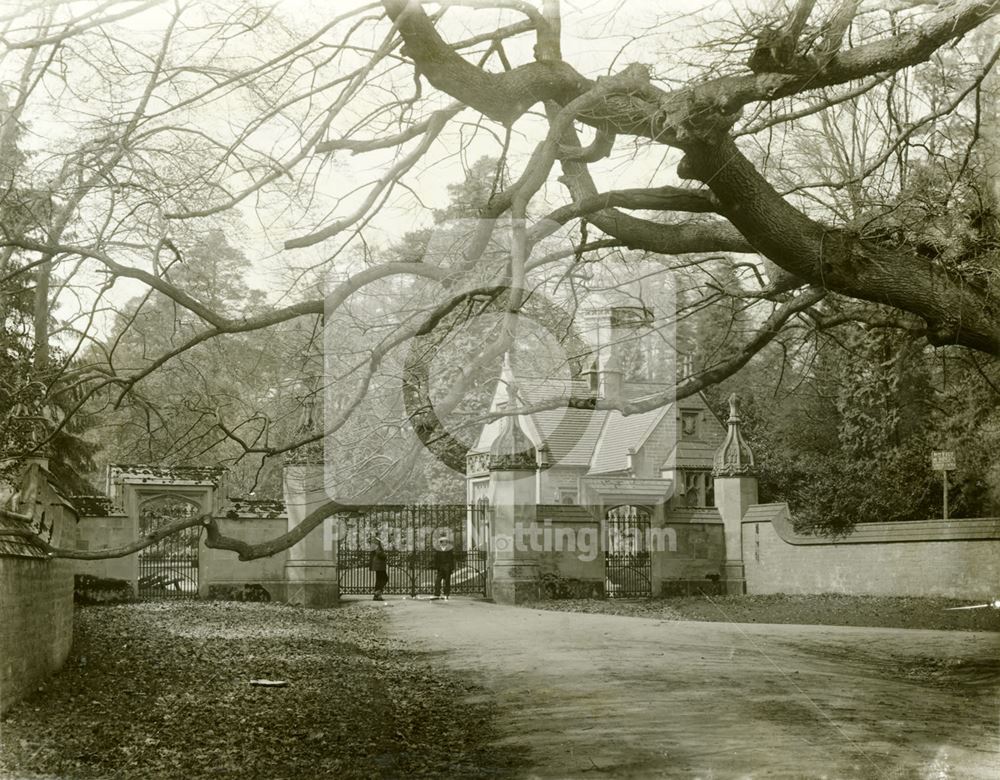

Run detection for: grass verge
[[532, 593, 1000, 632]]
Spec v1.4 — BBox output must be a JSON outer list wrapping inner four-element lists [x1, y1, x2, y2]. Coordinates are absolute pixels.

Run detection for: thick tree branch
[[383, 0, 591, 125], [552, 128, 754, 255], [384, 1, 1000, 352], [384, 0, 999, 138], [677, 135, 1000, 353]]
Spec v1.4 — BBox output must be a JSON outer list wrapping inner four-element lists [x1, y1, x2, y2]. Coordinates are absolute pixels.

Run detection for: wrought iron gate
[[337, 504, 488, 596], [605, 505, 652, 597], [137, 498, 201, 599]]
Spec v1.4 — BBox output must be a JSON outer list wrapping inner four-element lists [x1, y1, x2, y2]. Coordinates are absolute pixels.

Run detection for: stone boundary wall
[[199, 515, 289, 599], [531, 505, 728, 596], [74, 511, 136, 591], [0, 465, 77, 716], [0, 557, 74, 715], [73, 511, 290, 600], [534, 505, 604, 587], [742, 504, 1000, 600]]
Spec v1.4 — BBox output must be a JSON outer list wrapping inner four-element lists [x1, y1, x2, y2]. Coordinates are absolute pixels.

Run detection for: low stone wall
[[199, 516, 288, 600], [742, 504, 1000, 600], [531, 506, 728, 597], [534, 507, 605, 594], [655, 510, 725, 588], [74, 512, 136, 593], [73, 512, 290, 601]]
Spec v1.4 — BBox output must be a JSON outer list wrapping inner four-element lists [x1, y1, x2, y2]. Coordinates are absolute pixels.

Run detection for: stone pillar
[[712, 394, 757, 595], [282, 394, 338, 607], [488, 389, 542, 605]]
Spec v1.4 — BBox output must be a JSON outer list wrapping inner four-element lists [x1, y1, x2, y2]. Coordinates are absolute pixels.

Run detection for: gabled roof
[[587, 405, 669, 475], [520, 379, 607, 467], [472, 370, 701, 475], [0, 464, 79, 556]]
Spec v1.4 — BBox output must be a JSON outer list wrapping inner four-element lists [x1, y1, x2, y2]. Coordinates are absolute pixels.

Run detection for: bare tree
[[1, 0, 998, 559]]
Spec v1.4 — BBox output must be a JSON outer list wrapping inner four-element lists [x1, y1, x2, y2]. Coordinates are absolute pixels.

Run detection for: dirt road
[[385, 598, 1000, 779]]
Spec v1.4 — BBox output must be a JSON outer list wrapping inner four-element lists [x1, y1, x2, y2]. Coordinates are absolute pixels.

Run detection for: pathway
[[384, 598, 1000, 779]]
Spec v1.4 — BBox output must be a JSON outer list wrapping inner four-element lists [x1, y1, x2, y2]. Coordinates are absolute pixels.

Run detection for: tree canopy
[[1, 0, 998, 557]]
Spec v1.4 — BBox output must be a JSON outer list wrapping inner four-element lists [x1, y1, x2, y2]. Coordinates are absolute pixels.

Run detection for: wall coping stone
[[742, 503, 1000, 545]]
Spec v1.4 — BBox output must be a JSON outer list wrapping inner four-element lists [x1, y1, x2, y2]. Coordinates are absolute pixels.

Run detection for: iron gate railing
[[137, 500, 201, 599], [605, 505, 652, 597], [337, 504, 488, 597]]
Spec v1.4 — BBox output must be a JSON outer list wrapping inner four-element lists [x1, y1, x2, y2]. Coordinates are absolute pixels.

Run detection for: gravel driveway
[[386, 598, 1000, 779]]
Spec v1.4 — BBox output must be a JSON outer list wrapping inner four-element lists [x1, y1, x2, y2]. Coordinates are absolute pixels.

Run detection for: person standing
[[369, 537, 388, 601], [432, 535, 455, 600]]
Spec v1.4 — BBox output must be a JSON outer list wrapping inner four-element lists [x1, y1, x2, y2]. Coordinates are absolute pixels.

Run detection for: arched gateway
[[107, 465, 224, 600]]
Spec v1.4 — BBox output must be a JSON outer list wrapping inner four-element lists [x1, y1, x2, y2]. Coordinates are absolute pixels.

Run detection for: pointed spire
[[499, 351, 515, 399], [489, 355, 536, 471], [712, 393, 755, 477]]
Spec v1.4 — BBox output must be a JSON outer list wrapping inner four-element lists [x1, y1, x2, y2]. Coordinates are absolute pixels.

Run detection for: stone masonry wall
[[199, 516, 288, 599], [743, 505, 1000, 600], [0, 558, 74, 715], [74, 513, 137, 591]]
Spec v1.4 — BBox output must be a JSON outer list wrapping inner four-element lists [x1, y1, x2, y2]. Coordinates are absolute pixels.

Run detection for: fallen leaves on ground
[[533, 594, 1000, 632], [0, 602, 520, 779]]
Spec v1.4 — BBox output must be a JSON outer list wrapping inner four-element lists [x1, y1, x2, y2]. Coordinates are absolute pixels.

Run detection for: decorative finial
[[712, 393, 755, 477]]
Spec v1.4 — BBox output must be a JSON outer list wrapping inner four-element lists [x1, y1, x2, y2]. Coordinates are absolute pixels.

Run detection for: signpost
[[931, 451, 956, 519]]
